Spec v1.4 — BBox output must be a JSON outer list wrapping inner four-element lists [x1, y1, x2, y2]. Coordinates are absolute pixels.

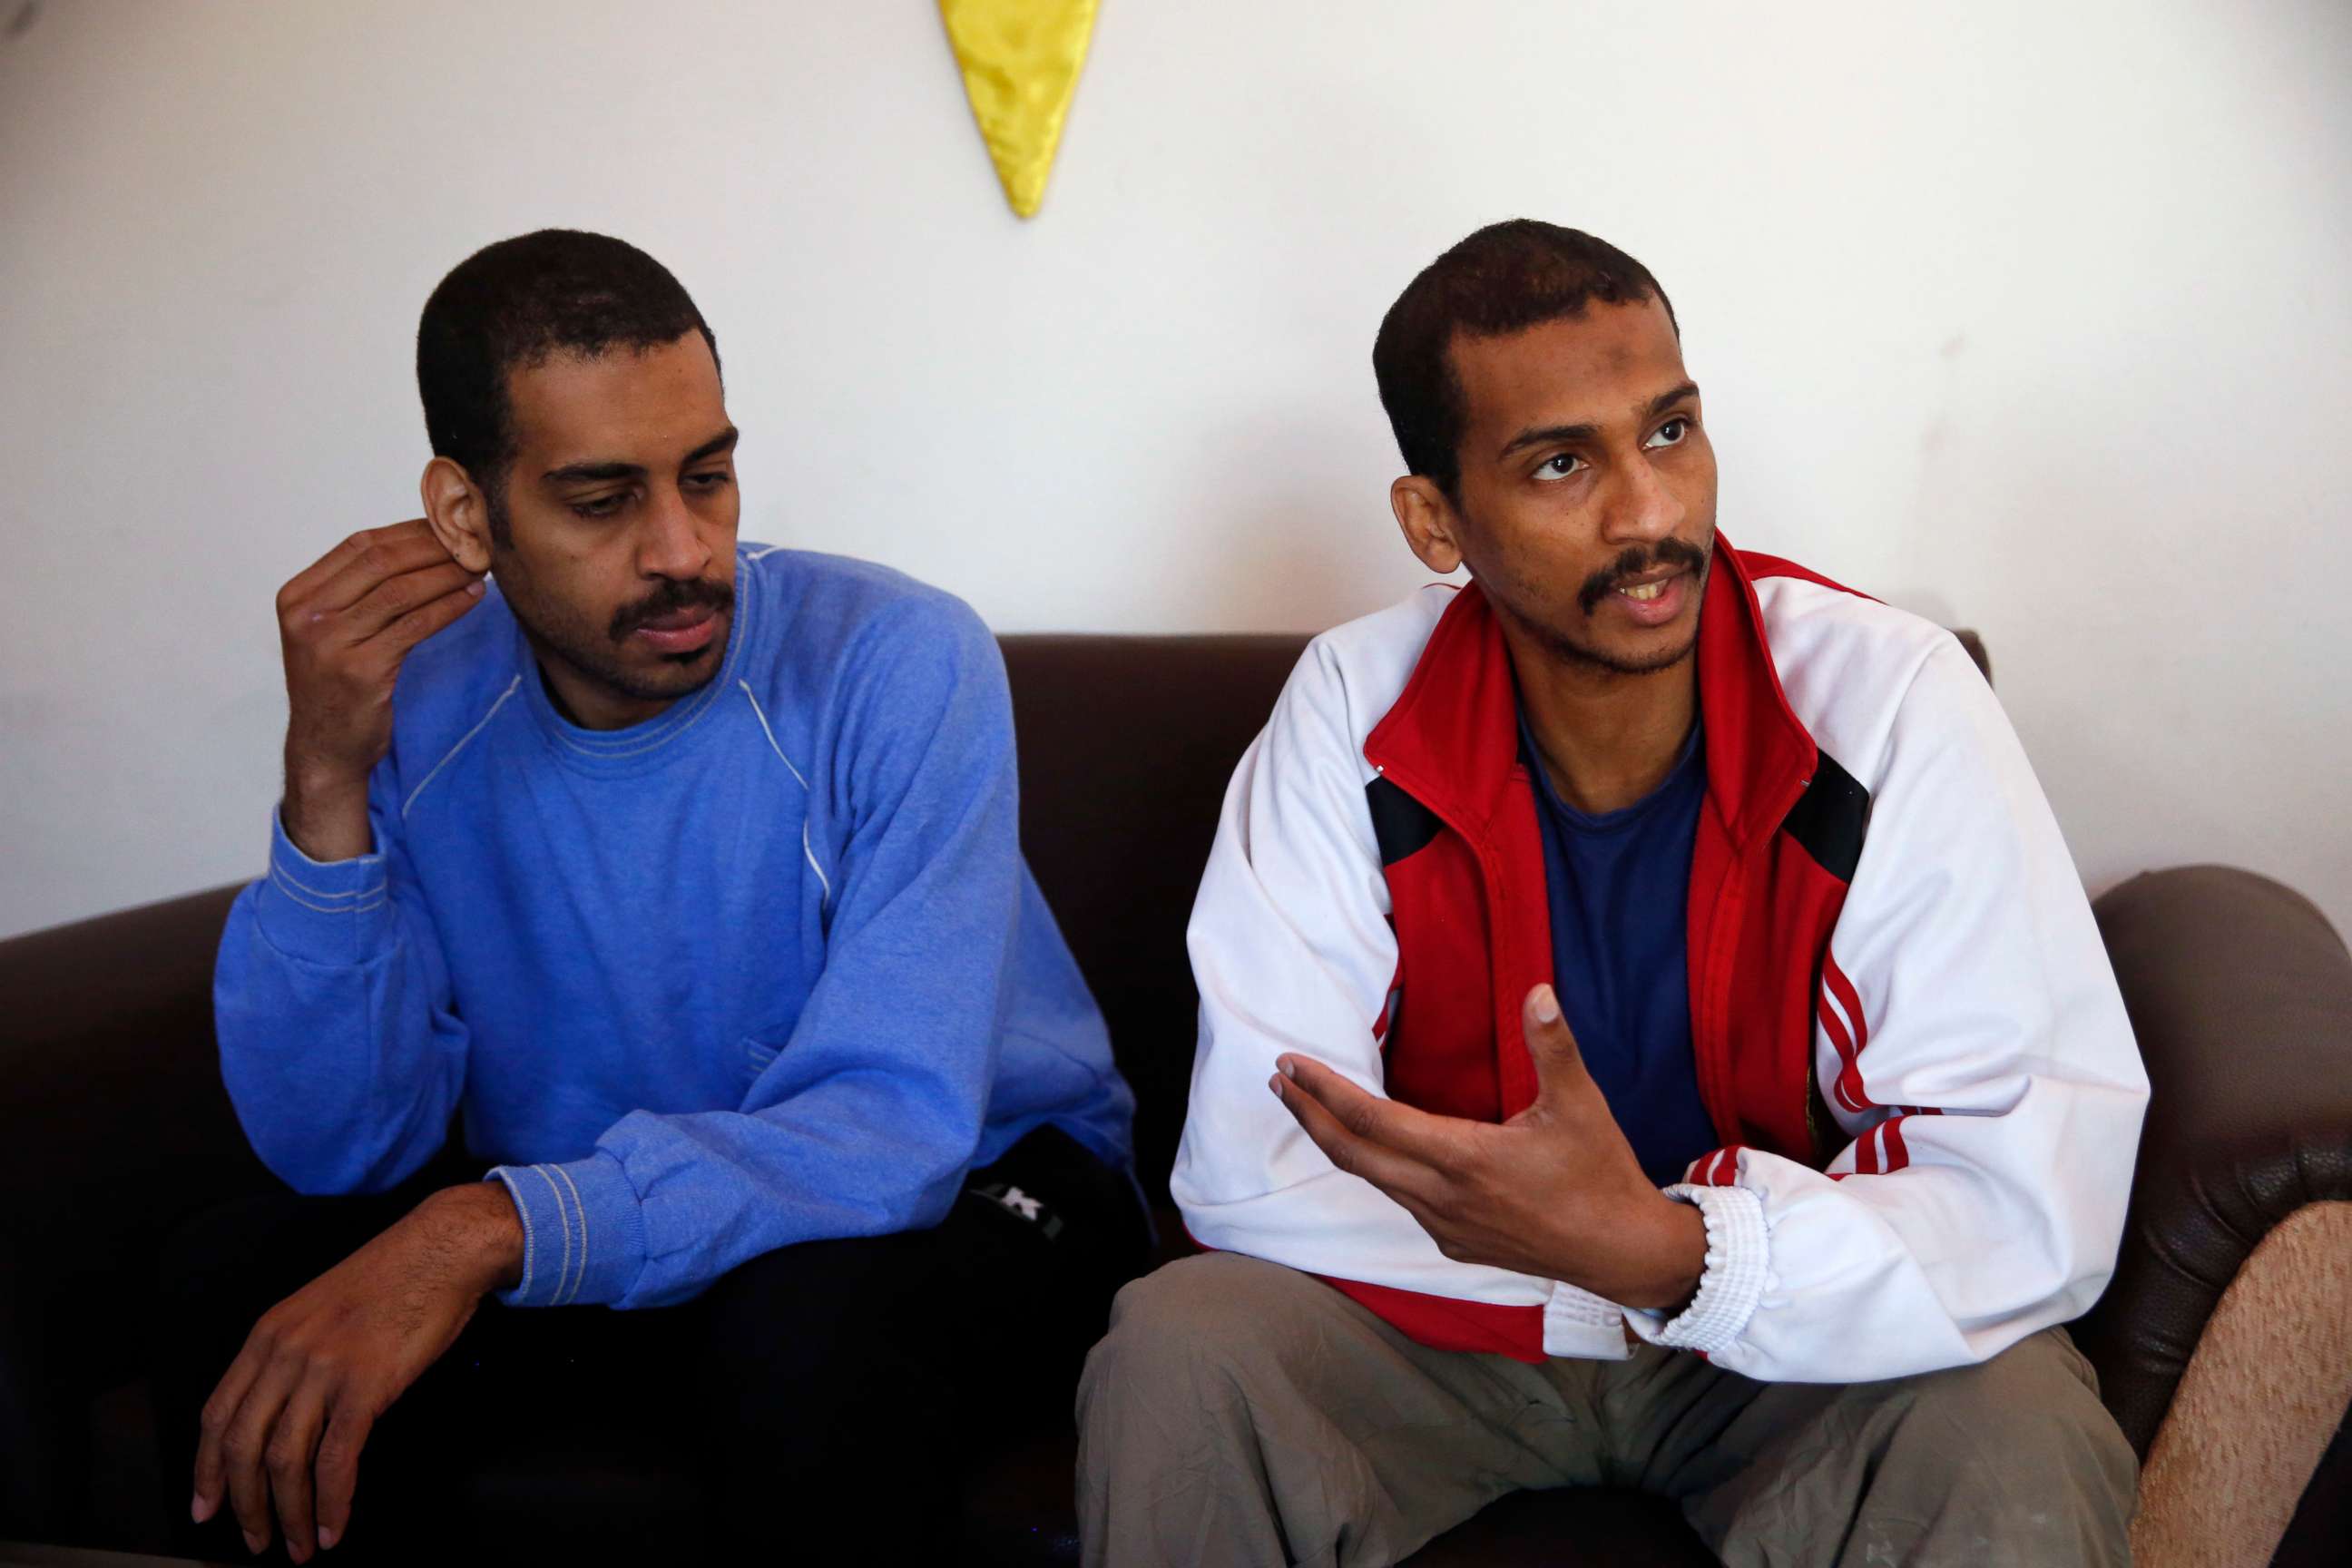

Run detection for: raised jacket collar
[[1362, 534, 1818, 850]]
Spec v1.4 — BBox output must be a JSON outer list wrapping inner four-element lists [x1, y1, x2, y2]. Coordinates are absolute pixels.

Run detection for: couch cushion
[[1002, 633, 1308, 1206]]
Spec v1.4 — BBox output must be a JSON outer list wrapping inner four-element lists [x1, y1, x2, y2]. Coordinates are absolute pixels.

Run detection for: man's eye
[[1537, 454, 1583, 479], [570, 494, 627, 518], [1645, 417, 1690, 450], [686, 471, 732, 491]]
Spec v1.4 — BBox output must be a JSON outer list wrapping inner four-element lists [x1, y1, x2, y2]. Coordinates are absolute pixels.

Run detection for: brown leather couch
[[3, 632, 2347, 1566]]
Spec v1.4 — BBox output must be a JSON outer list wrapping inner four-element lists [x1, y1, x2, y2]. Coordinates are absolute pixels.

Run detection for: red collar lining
[[1363, 535, 1817, 851]]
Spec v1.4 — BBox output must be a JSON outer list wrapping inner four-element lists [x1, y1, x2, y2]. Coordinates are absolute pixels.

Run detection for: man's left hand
[[1270, 983, 1707, 1312], [191, 1182, 524, 1562]]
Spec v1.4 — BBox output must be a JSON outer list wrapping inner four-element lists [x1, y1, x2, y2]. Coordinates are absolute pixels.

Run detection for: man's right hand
[[276, 520, 484, 861], [191, 1183, 524, 1562]]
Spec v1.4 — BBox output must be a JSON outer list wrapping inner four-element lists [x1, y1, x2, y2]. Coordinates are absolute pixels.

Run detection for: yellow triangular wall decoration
[[939, 0, 1097, 219]]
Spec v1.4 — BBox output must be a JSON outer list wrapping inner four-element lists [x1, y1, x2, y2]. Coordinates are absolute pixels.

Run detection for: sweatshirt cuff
[[485, 1150, 649, 1308], [1628, 1183, 1769, 1355], [253, 808, 392, 965]]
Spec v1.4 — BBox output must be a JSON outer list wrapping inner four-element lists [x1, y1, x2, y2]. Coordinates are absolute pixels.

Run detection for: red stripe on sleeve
[[1824, 954, 1869, 1051], [1681, 1148, 1744, 1187], [1818, 978, 1871, 1112], [1881, 1114, 1911, 1172]]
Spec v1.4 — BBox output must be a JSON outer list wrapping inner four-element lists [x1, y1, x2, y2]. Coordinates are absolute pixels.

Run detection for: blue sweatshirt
[[214, 544, 1135, 1309]]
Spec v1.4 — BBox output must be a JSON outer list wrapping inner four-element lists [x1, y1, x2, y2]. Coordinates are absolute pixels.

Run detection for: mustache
[[609, 577, 736, 642], [1575, 537, 1711, 615]]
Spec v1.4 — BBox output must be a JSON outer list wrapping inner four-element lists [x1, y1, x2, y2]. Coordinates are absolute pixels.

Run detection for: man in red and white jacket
[[1079, 222, 2147, 1568]]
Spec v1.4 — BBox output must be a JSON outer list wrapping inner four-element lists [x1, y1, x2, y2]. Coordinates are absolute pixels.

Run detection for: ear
[[420, 456, 495, 574], [1390, 475, 1465, 576]]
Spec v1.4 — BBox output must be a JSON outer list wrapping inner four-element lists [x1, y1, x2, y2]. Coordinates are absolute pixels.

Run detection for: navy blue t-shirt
[[1520, 710, 1720, 1187]]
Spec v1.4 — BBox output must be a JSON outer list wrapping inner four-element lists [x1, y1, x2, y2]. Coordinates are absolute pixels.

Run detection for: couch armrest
[[0, 886, 270, 1381], [2073, 866, 2352, 1456]]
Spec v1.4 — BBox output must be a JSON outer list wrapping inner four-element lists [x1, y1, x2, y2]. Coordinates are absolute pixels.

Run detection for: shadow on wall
[[1187, 410, 1458, 634], [1884, 587, 1962, 632]]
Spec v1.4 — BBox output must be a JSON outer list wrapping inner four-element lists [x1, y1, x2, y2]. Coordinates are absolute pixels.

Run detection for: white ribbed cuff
[[1543, 1280, 1633, 1360], [1649, 1183, 1769, 1354]]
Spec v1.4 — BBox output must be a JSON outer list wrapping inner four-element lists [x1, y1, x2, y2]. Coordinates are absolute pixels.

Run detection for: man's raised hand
[[276, 520, 483, 860], [1268, 984, 1707, 1311]]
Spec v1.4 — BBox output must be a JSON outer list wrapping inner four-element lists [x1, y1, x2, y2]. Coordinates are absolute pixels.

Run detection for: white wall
[[4, 0, 2347, 942]]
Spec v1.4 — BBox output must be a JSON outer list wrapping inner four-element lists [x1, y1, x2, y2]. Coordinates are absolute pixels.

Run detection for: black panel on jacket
[[1367, 777, 1444, 867], [1780, 750, 1869, 883]]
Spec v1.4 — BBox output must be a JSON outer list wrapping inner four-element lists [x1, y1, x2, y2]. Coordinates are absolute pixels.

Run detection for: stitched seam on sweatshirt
[[550, 1163, 591, 1306], [530, 1165, 573, 1307], [738, 681, 834, 906], [269, 862, 385, 901], [268, 871, 387, 916], [402, 676, 523, 819], [495, 1169, 538, 1302]]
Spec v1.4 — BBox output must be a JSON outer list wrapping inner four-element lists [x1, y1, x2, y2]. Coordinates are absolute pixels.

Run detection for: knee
[[1898, 1331, 2136, 1497], [1914, 1331, 2111, 1429], [1080, 1253, 1309, 1416]]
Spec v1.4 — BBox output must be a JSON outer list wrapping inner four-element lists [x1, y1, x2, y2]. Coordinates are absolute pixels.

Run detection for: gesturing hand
[[276, 519, 484, 860], [191, 1183, 523, 1561], [1269, 984, 1707, 1311]]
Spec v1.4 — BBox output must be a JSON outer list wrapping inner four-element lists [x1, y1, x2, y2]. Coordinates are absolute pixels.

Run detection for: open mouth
[[1576, 541, 1710, 618], [1604, 568, 1693, 626]]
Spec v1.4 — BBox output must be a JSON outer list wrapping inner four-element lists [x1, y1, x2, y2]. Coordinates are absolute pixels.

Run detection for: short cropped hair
[[1372, 220, 1675, 498], [416, 230, 719, 527]]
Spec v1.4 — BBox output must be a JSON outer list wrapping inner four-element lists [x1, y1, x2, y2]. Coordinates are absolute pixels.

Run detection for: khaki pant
[[1077, 1253, 2136, 1568]]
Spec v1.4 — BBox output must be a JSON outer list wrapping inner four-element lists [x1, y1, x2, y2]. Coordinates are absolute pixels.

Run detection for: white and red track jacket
[[1172, 537, 2150, 1383]]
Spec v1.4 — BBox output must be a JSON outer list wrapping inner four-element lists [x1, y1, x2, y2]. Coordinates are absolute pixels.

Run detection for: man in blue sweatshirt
[[173, 230, 1140, 1563]]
